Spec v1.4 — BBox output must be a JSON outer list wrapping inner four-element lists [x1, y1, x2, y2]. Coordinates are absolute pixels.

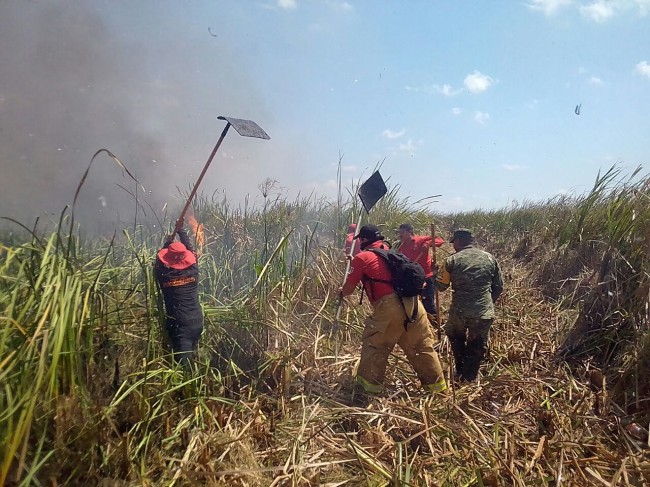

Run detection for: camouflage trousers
[[356, 294, 447, 394], [444, 309, 493, 381]]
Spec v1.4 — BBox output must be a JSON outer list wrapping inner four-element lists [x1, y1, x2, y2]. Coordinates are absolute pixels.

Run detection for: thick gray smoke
[[0, 1, 282, 231]]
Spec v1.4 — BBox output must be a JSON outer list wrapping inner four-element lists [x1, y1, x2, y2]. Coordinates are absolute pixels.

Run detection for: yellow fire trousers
[[356, 294, 447, 394]]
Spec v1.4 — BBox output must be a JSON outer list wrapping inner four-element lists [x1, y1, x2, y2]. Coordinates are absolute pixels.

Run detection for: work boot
[[350, 383, 373, 407], [350, 375, 383, 407], [448, 336, 466, 378], [424, 380, 448, 395]]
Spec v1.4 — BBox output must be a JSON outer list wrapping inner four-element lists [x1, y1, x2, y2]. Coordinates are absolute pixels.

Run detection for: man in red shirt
[[341, 224, 446, 398], [397, 223, 445, 324]]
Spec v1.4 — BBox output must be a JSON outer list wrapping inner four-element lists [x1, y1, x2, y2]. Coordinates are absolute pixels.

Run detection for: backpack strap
[[406, 298, 418, 324], [399, 296, 418, 327]]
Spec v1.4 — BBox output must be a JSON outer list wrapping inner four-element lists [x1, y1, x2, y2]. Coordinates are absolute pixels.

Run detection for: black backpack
[[366, 248, 426, 324]]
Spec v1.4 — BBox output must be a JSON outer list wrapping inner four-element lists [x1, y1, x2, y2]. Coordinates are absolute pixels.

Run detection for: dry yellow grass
[[138, 253, 649, 486]]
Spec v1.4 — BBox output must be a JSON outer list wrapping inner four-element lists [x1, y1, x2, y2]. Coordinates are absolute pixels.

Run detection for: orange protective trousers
[[356, 294, 446, 393]]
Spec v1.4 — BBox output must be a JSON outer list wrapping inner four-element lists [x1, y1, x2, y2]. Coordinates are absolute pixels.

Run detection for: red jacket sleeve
[[342, 254, 365, 295], [416, 235, 432, 250], [416, 235, 445, 248]]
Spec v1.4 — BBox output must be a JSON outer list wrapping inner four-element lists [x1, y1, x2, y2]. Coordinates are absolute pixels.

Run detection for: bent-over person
[[155, 218, 203, 365], [341, 224, 447, 400]]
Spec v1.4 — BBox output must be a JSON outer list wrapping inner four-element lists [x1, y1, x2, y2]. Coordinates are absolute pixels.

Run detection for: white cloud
[[529, 0, 650, 21], [278, 0, 297, 10], [342, 165, 357, 172], [333, 1, 353, 12], [588, 76, 604, 85], [434, 83, 463, 96], [580, 1, 615, 21], [502, 164, 526, 171], [474, 111, 490, 124], [382, 128, 406, 139], [399, 139, 418, 155], [636, 61, 650, 78], [579, 0, 650, 22], [404, 83, 462, 96], [452, 107, 462, 115], [464, 71, 495, 94], [636, 0, 650, 15], [527, 0, 573, 15]]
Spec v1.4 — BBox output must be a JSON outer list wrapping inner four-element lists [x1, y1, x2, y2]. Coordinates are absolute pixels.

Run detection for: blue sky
[[2, 0, 649, 219]]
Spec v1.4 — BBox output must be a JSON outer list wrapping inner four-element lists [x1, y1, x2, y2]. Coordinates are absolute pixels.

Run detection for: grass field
[[1, 165, 649, 486]]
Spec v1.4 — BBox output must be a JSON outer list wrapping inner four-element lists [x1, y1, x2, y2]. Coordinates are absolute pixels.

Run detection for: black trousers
[[166, 316, 203, 365], [421, 277, 436, 315]]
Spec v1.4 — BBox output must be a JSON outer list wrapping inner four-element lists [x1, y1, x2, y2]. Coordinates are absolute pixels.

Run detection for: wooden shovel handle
[[431, 222, 441, 339]]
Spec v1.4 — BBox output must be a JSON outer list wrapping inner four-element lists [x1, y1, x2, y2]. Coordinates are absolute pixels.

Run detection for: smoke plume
[[0, 0, 283, 231]]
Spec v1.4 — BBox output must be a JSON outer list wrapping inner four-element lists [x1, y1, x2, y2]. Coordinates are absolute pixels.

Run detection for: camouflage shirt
[[441, 245, 504, 319]]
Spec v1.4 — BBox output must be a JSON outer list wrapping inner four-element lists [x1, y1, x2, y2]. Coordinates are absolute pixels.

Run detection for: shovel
[[333, 170, 388, 329], [169, 116, 270, 238], [431, 222, 442, 340]]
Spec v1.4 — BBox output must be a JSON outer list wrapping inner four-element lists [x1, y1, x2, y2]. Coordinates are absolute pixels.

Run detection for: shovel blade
[[358, 170, 388, 213], [217, 116, 270, 139]]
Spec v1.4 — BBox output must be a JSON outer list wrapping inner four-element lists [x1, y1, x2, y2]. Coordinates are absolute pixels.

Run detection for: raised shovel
[[333, 170, 388, 330], [169, 116, 270, 238]]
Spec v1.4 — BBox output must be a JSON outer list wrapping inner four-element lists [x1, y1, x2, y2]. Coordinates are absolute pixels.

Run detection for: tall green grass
[[445, 165, 650, 409], [1, 163, 649, 484]]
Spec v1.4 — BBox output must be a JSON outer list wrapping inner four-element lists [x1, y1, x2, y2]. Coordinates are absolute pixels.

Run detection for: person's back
[[341, 224, 446, 399], [155, 219, 204, 365], [396, 223, 444, 322], [346, 240, 394, 303], [155, 257, 201, 322], [438, 228, 503, 381], [446, 246, 500, 319]]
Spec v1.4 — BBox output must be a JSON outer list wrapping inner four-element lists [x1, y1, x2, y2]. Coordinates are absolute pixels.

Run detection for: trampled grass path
[[196, 256, 650, 486]]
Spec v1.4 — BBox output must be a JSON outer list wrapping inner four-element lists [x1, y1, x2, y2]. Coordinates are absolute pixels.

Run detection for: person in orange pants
[[340, 224, 446, 400]]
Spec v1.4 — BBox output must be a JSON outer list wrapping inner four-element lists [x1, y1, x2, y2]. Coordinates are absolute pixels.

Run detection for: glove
[[174, 217, 184, 233]]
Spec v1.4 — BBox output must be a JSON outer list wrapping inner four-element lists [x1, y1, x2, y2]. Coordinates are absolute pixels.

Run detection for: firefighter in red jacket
[[340, 224, 446, 398], [397, 223, 445, 324], [155, 218, 203, 365]]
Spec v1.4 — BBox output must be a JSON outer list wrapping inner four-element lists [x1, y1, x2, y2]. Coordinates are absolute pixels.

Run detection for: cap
[[450, 228, 474, 243], [353, 224, 383, 241]]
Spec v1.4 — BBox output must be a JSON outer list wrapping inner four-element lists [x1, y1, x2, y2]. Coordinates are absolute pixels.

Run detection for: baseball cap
[[353, 224, 383, 241], [450, 228, 474, 243]]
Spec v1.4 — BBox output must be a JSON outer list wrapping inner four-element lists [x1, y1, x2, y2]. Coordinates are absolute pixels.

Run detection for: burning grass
[[1, 164, 650, 485]]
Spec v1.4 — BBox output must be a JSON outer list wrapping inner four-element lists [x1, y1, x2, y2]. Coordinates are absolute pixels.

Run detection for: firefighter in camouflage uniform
[[437, 229, 504, 381]]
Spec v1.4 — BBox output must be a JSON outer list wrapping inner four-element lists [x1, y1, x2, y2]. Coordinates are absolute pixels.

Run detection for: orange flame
[[187, 214, 205, 253]]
